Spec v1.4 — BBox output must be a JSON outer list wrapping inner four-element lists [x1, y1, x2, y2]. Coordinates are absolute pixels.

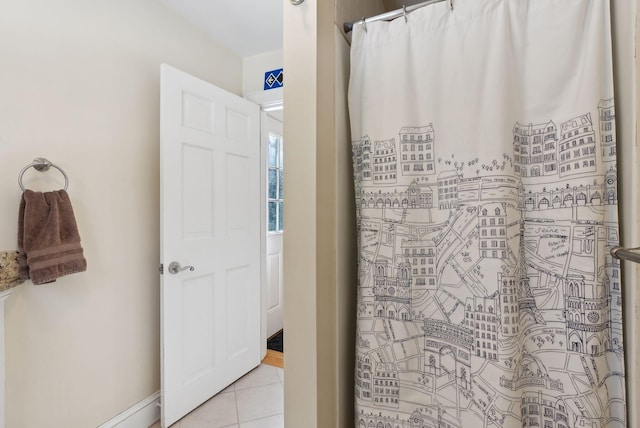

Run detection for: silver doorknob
[[168, 261, 195, 274]]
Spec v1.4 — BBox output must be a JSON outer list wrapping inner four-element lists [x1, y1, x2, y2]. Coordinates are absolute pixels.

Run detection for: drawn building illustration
[[458, 175, 521, 207], [423, 319, 472, 389], [373, 362, 400, 408], [356, 354, 373, 401], [513, 120, 558, 177], [399, 125, 436, 175], [498, 222, 545, 330], [598, 98, 616, 161], [405, 180, 433, 209], [605, 166, 618, 204], [605, 230, 623, 351], [465, 296, 499, 360], [478, 203, 508, 259], [498, 272, 521, 337], [514, 222, 545, 325], [360, 180, 433, 209], [438, 170, 460, 209], [400, 239, 437, 289], [352, 135, 373, 190], [500, 352, 564, 392], [357, 408, 460, 428], [558, 113, 597, 177], [563, 275, 612, 355], [374, 139, 398, 184], [373, 259, 412, 320], [522, 177, 617, 211], [519, 391, 571, 428]]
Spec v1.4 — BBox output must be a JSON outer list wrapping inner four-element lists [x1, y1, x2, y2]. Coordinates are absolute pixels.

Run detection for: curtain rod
[[611, 246, 640, 264], [343, 0, 449, 34]]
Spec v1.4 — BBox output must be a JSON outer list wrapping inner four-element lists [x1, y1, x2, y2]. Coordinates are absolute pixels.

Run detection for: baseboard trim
[[97, 391, 160, 428]]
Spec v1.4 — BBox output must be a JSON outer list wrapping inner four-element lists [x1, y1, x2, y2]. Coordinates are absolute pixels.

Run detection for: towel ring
[[18, 158, 69, 191]]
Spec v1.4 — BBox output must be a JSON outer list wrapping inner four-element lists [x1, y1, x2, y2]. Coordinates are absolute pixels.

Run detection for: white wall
[[0, 1, 242, 426]]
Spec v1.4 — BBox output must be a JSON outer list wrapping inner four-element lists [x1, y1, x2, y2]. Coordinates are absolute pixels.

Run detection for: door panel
[[263, 112, 284, 339], [160, 64, 262, 427]]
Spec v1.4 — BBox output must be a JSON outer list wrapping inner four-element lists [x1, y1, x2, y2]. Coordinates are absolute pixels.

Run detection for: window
[[268, 133, 284, 232]]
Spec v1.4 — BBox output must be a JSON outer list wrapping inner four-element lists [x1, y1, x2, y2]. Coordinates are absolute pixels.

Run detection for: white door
[[263, 112, 284, 338], [160, 64, 262, 427]]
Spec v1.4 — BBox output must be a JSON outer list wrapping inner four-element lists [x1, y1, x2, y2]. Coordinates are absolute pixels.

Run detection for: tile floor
[[150, 364, 284, 428]]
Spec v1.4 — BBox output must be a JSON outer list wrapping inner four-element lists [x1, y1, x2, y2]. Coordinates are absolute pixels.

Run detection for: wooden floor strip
[[262, 349, 284, 368]]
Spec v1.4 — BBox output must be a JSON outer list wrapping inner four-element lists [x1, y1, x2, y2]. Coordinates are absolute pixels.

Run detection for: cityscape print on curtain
[[348, 1, 626, 427]]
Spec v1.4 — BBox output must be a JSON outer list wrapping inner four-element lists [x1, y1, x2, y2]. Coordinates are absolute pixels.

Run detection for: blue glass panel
[[268, 168, 277, 199], [268, 134, 279, 167], [268, 201, 277, 232]]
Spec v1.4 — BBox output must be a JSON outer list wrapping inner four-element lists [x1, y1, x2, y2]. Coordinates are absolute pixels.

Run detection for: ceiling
[[160, 0, 283, 58], [159, 1, 426, 59]]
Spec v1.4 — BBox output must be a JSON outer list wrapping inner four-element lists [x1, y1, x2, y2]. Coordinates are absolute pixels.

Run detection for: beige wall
[[0, 1, 242, 426], [283, 0, 386, 426], [335, 0, 387, 38], [283, 1, 323, 424]]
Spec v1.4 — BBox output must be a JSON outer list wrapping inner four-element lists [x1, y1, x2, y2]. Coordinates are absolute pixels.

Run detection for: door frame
[[262, 110, 284, 339], [245, 89, 283, 357]]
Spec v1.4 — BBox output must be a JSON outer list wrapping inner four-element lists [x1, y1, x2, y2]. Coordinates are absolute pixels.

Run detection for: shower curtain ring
[[403, 5, 408, 22], [450, 0, 454, 11], [361, 17, 367, 33]]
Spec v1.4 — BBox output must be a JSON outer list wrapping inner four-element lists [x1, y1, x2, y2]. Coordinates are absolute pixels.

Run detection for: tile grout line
[[168, 365, 284, 428], [235, 371, 283, 425], [234, 388, 240, 428]]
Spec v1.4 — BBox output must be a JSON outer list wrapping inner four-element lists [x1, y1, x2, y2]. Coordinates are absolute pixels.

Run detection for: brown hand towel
[[17, 190, 87, 285]]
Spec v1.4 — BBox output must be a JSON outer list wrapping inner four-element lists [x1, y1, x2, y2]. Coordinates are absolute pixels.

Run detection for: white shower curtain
[[348, 1, 626, 427]]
